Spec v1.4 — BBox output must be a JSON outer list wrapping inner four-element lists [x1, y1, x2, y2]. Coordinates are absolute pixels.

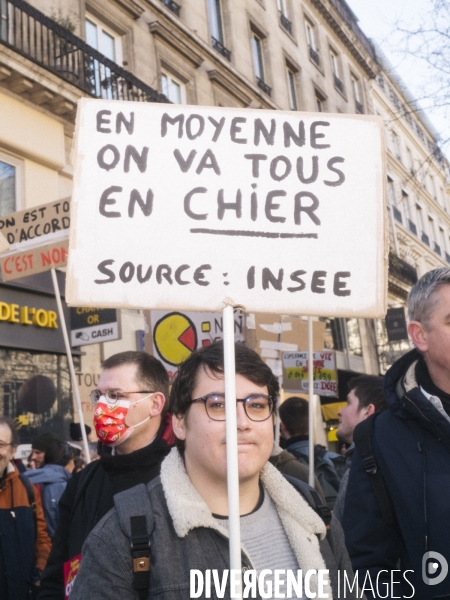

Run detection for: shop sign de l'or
[[0, 285, 70, 353]]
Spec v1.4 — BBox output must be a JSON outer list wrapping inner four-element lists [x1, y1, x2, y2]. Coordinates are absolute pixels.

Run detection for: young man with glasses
[[70, 342, 358, 600], [39, 351, 172, 600]]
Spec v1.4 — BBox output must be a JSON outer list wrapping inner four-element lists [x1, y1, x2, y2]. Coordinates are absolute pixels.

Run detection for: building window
[[315, 90, 325, 112], [0, 160, 15, 216], [406, 147, 414, 174], [392, 131, 401, 160], [207, 0, 223, 42], [440, 226, 448, 257], [277, 0, 292, 34], [286, 67, 298, 111], [85, 16, 122, 99], [346, 318, 362, 356], [322, 318, 362, 356], [161, 72, 185, 104], [387, 176, 396, 205], [305, 19, 319, 66], [85, 17, 121, 63], [429, 216, 441, 254], [0, 153, 21, 216], [207, 0, 231, 59], [416, 205, 429, 245], [277, 0, 289, 18], [402, 191, 416, 235], [330, 49, 343, 92], [387, 177, 402, 223], [429, 174, 437, 201], [251, 32, 265, 82], [251, 31, 271, 95], [351, 75, 363, 113], [440, 187, 447, 212]]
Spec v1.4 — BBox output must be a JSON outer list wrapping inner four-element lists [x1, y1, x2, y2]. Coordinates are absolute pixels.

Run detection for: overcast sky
[[344, 0, 449, 148]]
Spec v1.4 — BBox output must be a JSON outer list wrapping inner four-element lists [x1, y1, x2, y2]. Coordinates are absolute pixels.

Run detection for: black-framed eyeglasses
[[0, 442, 13, 451], [191, 394, 275, 422], [90, 389, 154, 405]]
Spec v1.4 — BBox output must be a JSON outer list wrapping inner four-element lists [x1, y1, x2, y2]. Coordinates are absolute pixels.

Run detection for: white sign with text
[[67, 100, 387, 316]]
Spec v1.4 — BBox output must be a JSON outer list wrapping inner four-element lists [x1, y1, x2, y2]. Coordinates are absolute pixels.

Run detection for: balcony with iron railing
[[211, 37, 231, 61], [159, 0, 181, 17], [309, 46, 320, 67], [256, 77, 271, 96], [388, 253, 418, 286], [279, 12, 292, 35], [333, 74, 344, 93], [0, 0, 166, 106]]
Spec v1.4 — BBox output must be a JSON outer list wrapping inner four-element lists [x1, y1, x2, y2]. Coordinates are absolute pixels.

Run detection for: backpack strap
[[353, 414, 395, 526], [19, 473, 37, 541], [284, 475, 332, 531], [114, 483, 154, 600]]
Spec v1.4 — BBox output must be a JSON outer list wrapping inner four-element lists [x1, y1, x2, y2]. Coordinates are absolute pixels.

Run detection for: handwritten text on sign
[[1, 240, 69, 282], [282, 351, 337, 397], [0, 199, 70, 254], [67, 101, 386, 315]]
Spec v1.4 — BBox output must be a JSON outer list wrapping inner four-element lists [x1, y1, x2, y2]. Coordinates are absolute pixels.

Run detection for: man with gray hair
[[343, 267, 450, 599]]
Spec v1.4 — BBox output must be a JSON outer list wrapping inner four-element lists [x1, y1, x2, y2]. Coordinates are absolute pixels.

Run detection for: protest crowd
[[1, 266, 450, 599]]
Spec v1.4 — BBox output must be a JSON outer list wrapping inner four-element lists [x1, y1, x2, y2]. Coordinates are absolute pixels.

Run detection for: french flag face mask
[[94, 393, 153, 447]]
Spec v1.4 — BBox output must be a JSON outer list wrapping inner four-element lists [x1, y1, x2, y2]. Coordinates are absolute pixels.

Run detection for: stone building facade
[[0, 0, 449, 436]]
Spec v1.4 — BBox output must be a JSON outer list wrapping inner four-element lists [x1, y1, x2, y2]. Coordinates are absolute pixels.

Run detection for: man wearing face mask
[[39, 351, 172, 600]]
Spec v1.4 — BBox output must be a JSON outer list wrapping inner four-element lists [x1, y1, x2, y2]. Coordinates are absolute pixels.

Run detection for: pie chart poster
[[151, 309, 244, 379], [67, 100, 387, 318]]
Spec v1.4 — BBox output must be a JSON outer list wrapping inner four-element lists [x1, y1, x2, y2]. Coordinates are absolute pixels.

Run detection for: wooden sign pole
[[51, 268, 90, 464], [308, 316, 315, 488], [223, 303, 242, 598]]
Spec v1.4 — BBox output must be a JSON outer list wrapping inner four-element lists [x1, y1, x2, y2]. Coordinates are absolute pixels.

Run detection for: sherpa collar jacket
[[70, 448, 359, 600], [38, 434, 170, 600], [343, 348, 450, 600]]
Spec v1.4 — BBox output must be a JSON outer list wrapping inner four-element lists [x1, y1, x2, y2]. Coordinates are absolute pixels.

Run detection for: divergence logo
[[422, 551, 448, 586]]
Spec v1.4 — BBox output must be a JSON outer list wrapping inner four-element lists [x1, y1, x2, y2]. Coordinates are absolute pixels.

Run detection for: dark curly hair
[[170, 340, 279, 418]]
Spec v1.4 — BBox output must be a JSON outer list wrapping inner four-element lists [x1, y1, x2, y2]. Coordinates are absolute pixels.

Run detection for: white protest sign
[[0, 199, 70, 255], [282, 350, 338, 397], [0, 232, 8, 254], [66, 100, 387, 316], [150, 308, 244, 379]]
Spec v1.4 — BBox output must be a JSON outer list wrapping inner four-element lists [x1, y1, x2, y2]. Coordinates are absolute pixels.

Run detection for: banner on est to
[[282, 350, 338, 397], [67, 100, 387, 317], [0, 239, 69, 281], [0, 232, 8, 254], [0, 198, 70, 254]]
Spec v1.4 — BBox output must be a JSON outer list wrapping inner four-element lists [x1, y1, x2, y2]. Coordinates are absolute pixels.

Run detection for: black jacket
[[342, 349, 450, 599], [38, 436, 170, 599]]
